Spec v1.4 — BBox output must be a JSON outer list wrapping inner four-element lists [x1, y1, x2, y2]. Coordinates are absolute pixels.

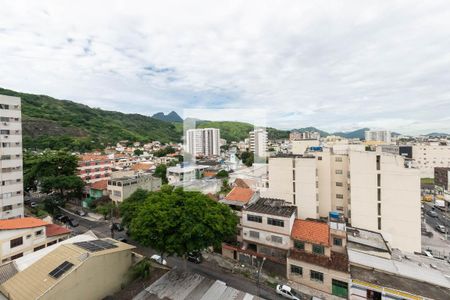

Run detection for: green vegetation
[[120, 186, 238, 259], [0, 87, 180, 151], [239, 151, 254, 167], [197, 121, 253, 142], [133, 149, 144, 156], [130, 258, 153, 280], [153, 164, 168, 184], [24, 151, 84, 201], [421, 178, 434, 185], [216, 170, 229, 179], [96, 202, 117, 219]]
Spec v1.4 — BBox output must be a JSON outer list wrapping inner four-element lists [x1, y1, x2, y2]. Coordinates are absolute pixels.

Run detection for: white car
[[150, 254, 167, 265], [276, 284, 301, 300]]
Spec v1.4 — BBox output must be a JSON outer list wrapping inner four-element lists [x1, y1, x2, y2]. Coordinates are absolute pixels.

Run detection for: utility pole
[[256, 257, 266, 297]]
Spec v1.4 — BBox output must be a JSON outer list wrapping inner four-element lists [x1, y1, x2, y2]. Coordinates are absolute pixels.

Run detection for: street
[[64, 211, 285, 300], [422, 202, 449, 234]]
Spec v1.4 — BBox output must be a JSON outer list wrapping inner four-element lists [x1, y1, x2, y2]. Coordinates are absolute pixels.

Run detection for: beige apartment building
[[263, 148, 421, 253], [411, 142, 450, 178], [107, 173, 161, 203], [0, 95, 23, 220]]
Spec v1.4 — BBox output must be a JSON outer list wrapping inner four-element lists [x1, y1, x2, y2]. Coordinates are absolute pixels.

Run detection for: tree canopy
[[121, 186, 238, 258]]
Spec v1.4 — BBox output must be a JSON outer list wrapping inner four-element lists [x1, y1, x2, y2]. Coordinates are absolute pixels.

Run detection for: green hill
[[0, 88, 181, 151]]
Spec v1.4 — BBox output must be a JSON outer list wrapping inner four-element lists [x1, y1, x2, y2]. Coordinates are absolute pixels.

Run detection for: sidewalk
[[59, 206, 105, 222]]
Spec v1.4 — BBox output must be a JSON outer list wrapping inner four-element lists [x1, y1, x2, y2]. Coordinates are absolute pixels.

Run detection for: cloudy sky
[[1, 1, 450, 134]]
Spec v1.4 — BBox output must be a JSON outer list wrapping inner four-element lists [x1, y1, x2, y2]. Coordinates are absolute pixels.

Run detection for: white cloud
[[1, 0, 450, 134]]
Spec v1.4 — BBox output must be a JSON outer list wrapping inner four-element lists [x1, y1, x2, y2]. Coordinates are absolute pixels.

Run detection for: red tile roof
[[79, 154, 109, 162], [225, 187, 255, 203], [45, 223, 71, 237], [0, 217, 48, 230], [291, 219, 330, 246], [90, 179, 108, 190]]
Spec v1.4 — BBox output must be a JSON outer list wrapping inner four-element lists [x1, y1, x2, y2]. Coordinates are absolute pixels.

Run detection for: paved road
[[65, 212, 285, 300], [423, 202, 449, 235]]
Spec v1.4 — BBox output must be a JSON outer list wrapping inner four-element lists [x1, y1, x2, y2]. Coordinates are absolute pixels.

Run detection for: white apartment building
[[410, 142, 450, 178], [107, 173, 161, 203], [0, 95, 24, 219], [364, 130, 392, 143], [249, 128, 267, 159], [289, 131, 320, 141], [291, 139, 320, 155], [185, 128, 220, 157], [262, 148, 421, 253]]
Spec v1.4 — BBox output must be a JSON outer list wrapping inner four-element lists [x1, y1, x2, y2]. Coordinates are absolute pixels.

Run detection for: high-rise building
[[364, 130, 392, 143], [289, 130, 320, 141], [249, 128, 267, 158], [262, 147, 421, 252], [185, 128, 220, 157], [0, 95, 24, 219]]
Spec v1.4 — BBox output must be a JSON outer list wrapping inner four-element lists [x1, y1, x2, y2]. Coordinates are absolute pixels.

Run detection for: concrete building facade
[[364, 130, 392, 143], [249, 128, 267, 159], [0, 95, 23, 220], [107, 173, 161, 203]]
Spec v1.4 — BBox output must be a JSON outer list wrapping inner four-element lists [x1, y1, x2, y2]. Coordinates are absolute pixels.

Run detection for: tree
[[239, 151, 254, 167], [96, 202, 116, 219], [134, 149, 144, 156], [124, 186, 237, 260], [216, 170, 229, 179], [153, 164, 168, 184], [119, 189, 150, 227], [24, 151, 84, 200]]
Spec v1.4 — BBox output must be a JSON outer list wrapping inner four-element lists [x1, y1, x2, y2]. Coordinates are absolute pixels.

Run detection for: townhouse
[[77, 154, 112, 184]]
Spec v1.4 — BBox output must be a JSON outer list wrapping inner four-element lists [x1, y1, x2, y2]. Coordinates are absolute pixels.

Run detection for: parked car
[[187, 251, 202, 264], [427, 210, 438, 218], [54, 214, 65, 222], [68, 218, 79, 227], [435, 224, 446, 233], [150, 254, 167, 265], [110, 223, 124, 231], [59, 215, 70, 223], [76, 210, 87, 217], [30, 201, 38, 208], [276, 284, 301, 300]]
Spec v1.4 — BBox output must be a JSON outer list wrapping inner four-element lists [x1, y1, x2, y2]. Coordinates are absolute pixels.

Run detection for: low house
[[0, 238, 137, 300], [287, 219, 350, 298], [0, 218, 71, 264], [83, 179, 109, 208], [166, 164, 208, 184]]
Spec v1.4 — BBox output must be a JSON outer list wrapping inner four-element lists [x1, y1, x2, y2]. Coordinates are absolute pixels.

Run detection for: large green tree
[[122, 186, 237, 259], [153, 164, 168, 184], [24, 151, 84, 200]]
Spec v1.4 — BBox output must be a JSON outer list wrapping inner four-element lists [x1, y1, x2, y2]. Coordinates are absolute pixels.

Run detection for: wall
[[0, 227, 47, 261]]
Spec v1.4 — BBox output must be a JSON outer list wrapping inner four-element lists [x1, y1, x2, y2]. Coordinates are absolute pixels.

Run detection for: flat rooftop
[[347, 227, 390, 255], [244, 198, 297, 217]]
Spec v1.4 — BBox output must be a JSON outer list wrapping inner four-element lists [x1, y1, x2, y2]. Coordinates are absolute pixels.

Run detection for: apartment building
[[435, 167, 450, 191], [364, 130, 392, 143], [77, 154, 112, 184], [107, 173, 161, 203], [0, 217, 71, 263], [0, 95, 23, 220], [185, 128, 220, 157], [408, 142, 450, 177], [166, 164, 208, 184], [287, 217, 349, 298], [289, 130, 320, 141], [249, 128, 268, 159], [291, 139, 320, 155], [263, 148, 421, 253]]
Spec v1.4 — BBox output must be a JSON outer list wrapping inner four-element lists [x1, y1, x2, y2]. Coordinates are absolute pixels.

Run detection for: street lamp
[[256, 257, 266, 297]]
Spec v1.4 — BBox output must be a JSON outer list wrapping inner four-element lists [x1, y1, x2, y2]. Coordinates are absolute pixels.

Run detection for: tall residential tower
[[0, 95, 24, 219]]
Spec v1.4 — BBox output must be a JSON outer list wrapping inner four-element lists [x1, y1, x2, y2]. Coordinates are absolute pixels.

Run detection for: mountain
[[0, 88, 181, 151], [425, 132, 450, 137], [152, 111, 183, 123], [333, 128, 369, 139]]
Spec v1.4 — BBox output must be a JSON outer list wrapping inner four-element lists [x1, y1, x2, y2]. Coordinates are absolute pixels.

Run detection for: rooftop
[[224, 187, 255, 204], [346, 227, 390, 256], [244, 198, 296, 217], [79, 154, 110, 162], [90, 179, 108, 190], [291, 219, 330, 246], [233, 178, 250, 188], [45, 224, 71, 237], [0, 217, 48, 230]]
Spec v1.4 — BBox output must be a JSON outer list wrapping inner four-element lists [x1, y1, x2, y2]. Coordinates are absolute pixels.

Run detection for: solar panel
[[49, 261, 74, 279], [74, 240, 118, 252]]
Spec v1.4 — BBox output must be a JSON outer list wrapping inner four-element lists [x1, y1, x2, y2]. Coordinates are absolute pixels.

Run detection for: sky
[[1, 0, 450, 135]]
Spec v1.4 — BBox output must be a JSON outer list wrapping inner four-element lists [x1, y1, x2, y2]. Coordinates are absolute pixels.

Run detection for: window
[[290, 264, 303, 276], [310, 270, 324, 283], [378, 203, 381, 216], [292, 182, 295, 192], [47, 240, 57, 246], [376, 155, 381, 170], [267, 218, 284, 227], [294, 240, 305, 250], [249, 230, 260, 239], [10, 253, 23, 260], [113, 190, 121, 197], [271, 235, 282, 244], [377, 174, 381, 187], [335, 170, 343, 175], [318, 156, 322, 160], [10, 237, 23, 248], [333, 238, 342, 246], [378, 217, 381, 230], [377, 188, 381, 201], [292, 170, 295, 181], [312, 244, 324, 255], [336, 194, 343, 199], [335, 157, 343, 162], [35, 230, 43, 236], [247, 215, 262, 223], [34, 245, 45, 251], [336, 182, 343, 187], [2, 205, 12, 212]]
